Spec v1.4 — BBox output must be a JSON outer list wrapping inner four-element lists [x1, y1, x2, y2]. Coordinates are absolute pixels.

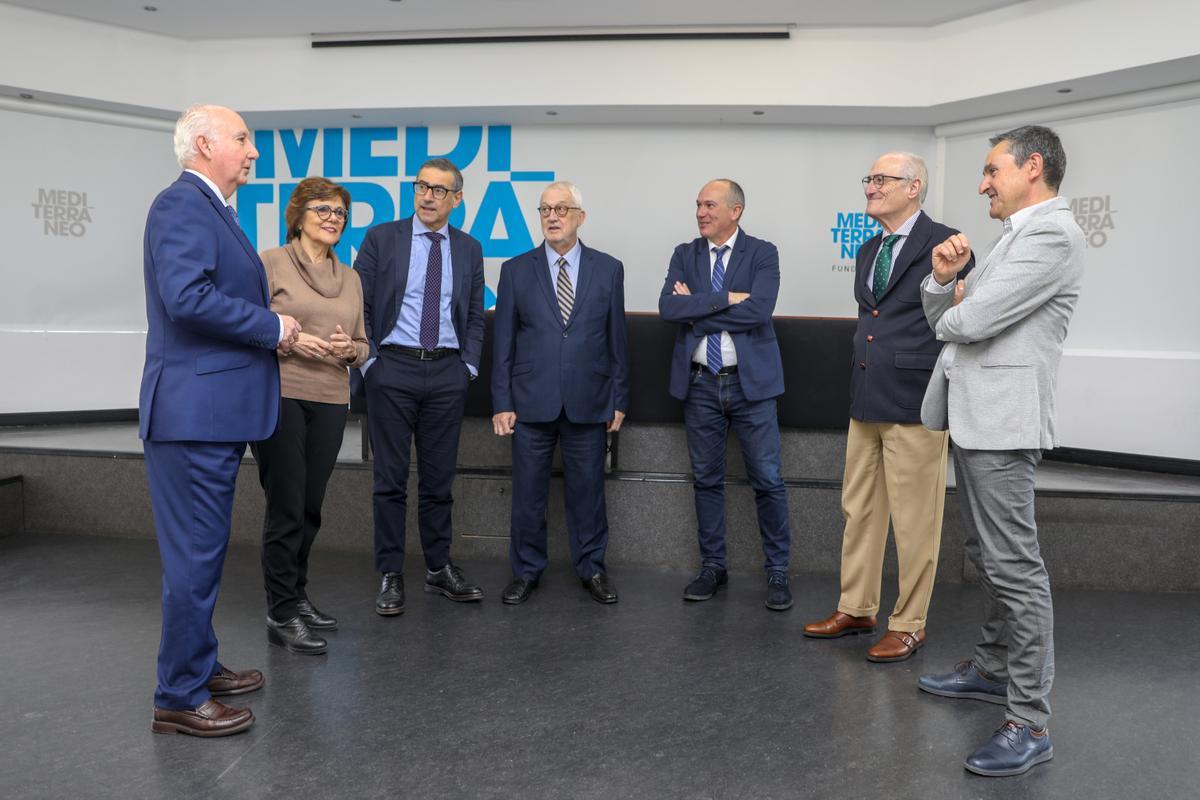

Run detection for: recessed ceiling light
[[19, 92, 34, 100], [752, 110, 765, 116], [351, 113, 363, 119], [545, 110, 558, 116], [143, 4, 157, 11], [1056, 87, 1072, 94]]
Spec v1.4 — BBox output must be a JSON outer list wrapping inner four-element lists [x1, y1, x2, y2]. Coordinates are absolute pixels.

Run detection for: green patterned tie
[[872, 234, 901, 299]]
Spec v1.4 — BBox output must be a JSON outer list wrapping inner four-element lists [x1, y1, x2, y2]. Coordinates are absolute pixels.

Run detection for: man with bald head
[[803, 153, 971, 662], [141, 105, 301, 736], [660, 179, 792, 610]]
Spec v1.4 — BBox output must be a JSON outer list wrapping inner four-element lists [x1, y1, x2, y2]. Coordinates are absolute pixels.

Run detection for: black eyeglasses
[[414, 181, 456, 200], [537, 204, 581, 218], [306, 204, 348, 221], [862, 174, 911, 188]]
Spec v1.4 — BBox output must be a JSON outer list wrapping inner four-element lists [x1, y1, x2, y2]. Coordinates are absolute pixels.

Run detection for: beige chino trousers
[[836, 418, 949, 633]]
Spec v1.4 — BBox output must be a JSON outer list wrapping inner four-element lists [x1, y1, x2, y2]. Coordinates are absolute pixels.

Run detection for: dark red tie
[[419, 232, 444, 350]]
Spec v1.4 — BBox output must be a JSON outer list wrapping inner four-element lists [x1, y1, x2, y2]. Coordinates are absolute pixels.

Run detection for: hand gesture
[[673, 281, 691, 296], [931, 233, 972, 286], [329, 324, 356, 361], [279, 314, 302, 348], [607, 410, 626, 433]]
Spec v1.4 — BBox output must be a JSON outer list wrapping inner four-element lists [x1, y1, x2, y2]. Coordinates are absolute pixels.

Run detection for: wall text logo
[[1069, 195, 1116, 248], [32, 189, 92, 237], [830, 211, 880, 261]]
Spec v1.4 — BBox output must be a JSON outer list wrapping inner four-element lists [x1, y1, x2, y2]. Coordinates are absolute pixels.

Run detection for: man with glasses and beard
[[354, 157, 486, 614]]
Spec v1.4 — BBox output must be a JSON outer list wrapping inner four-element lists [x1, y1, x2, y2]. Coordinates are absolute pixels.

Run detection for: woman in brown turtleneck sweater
[[249, 177, 368, 656]]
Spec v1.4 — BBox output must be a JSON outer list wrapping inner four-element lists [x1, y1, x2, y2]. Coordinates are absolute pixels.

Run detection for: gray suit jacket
[[920, 197, 1084, 450]]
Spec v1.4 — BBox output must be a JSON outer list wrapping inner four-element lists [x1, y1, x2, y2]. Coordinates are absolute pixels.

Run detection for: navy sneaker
[[765, 571, 792, 611], [918, 660, 1007, 704], [683, 567, 727, 601], [964, 720, 1053, 776]]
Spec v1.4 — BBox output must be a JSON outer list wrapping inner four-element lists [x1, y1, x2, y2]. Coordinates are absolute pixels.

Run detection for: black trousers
[[250, 397, 347, 622], [365, 350, 469, 574]]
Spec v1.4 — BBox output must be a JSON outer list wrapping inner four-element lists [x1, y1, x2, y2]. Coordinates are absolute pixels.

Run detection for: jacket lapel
[[566, 243, 595, 330], [393, 217, 414, 322], [692, 239, 711, 291], [532, 245, 561, 326], [720, 228, 746, 289], [181, 173, 270, 304]]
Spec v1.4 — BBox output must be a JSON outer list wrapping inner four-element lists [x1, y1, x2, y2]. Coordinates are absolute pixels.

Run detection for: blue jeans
[[684, 368, 790, 572]]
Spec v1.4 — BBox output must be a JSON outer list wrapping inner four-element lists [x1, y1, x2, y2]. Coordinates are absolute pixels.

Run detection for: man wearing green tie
[[803, 152, 972, 661]]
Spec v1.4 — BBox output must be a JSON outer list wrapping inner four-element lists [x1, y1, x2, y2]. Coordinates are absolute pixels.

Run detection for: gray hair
[[174, 104, 219, 169], [990, 125, 1066, 191], [420, 157, 464, 192], [543, 180, 584, 210], [713, 178, 745, 209], [893, 152, 929, 204]]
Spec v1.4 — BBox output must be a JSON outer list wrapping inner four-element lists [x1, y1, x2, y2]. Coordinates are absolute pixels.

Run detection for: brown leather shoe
[[866, 629, 926, 662], [206, 666, 265, 697], [151, 699, 254, 737], [802, 611, 877, 639]]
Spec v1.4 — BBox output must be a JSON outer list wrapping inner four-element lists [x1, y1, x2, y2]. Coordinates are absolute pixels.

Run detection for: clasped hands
[[671, 282, 749, 304], [278, 323, 357, 361]]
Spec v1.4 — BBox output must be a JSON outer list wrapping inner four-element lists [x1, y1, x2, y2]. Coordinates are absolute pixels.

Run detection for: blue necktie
[[707, 245, 729, 374], [419, 232, 444, 350]]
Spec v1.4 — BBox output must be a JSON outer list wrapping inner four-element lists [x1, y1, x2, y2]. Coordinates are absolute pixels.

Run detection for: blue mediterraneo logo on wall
[[236, 125, 554, 309], [830, 211, 881, 261]]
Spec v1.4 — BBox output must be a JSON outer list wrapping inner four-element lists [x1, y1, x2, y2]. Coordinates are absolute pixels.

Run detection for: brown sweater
[[261, 240, 370, 405]]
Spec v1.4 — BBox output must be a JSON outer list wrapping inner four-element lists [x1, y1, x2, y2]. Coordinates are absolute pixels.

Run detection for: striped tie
[[706, 245, 729, 373], [556, 256, 574, 325]]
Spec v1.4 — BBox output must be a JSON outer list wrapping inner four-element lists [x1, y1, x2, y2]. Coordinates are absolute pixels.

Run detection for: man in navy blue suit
[[141, 105, 301, 737], [659, 179, 792, 611], [354, 158, 486, 615], [803, 152, 972, 663], [491, 181, 630, 604]]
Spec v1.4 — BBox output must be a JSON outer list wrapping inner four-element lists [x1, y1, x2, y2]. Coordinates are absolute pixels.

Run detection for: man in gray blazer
[[914, 125, 1083, 777]]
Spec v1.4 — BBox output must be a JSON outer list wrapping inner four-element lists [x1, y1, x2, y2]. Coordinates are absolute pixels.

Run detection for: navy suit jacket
[[139, 171, 281, 442], [849, 210, 973, 424], [492, 242, 631, 424], [658, 229, 784, 402], [352, 216, 484, 390]]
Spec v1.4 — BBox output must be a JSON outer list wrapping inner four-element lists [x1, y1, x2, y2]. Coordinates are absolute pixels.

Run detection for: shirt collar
[[412, 215, 450, 238], [185, 169, 231, 206], [889, 209, 921, 238], [545, 239, 582, 268], [1006, 196, 1059, 237]]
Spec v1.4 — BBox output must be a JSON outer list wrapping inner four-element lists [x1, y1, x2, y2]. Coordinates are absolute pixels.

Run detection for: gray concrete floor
[[1, 532, 1197, 799]]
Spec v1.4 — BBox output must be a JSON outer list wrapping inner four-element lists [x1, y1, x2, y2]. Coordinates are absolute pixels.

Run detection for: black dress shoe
[[296, 598, 337, 630], [683, 567, 728, 601], [581, 573, 618, 604], [765, 571, 793, 611], [425, 563, 484, 602], [267, 616, 328, 655], [376, 572, 405, 616], [502, 577, 538, 605]]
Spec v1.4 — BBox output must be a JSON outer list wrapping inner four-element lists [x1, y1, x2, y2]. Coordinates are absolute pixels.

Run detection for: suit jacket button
[[871, 310, 880, 317], [859, 362, 866, 369], [866, 335, 874, 343], [562, 332, 568, 338]]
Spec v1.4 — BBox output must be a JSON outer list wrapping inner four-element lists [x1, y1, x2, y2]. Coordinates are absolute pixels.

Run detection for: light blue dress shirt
[[382, 216, 460, 351]]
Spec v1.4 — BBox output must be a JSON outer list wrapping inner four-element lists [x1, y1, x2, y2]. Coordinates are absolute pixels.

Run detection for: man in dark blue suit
[[659, 179, 792, 611], [142, 105, 301, 737], [354, 158, 486, 614], [491, 182, 630, 605], [803, 152, 972, 662]]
